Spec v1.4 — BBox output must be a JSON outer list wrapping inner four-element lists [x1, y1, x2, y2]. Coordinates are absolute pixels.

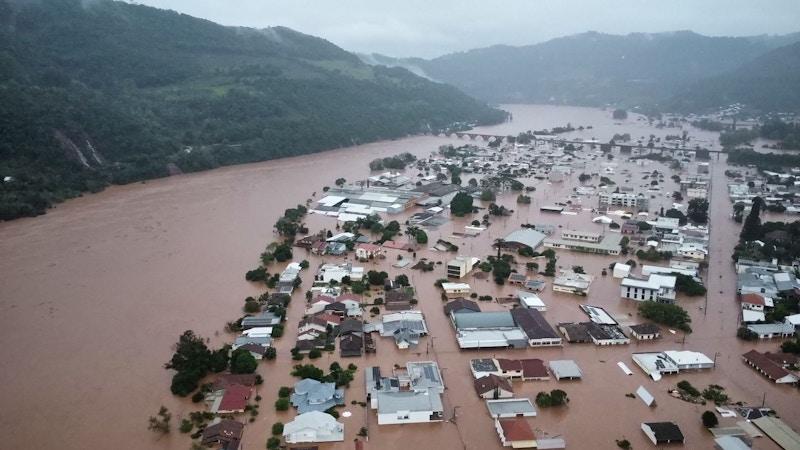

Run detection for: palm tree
[[493, 238, 505, 259]]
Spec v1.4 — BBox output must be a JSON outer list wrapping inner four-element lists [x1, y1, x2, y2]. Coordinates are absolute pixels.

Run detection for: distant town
[[155, 112, 800, 450]]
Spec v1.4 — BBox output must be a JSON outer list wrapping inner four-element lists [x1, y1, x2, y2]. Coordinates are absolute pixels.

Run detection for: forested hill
[[0, 0, 505, 220], [365, 31, 799, 109], [664, 41, 800, 113]]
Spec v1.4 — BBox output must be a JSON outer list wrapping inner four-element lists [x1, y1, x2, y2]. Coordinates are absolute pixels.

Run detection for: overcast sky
[[134, 0, 800, 58]]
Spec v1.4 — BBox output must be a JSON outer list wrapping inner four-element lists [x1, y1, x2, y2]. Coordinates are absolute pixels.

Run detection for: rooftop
[[486, 398, 537, 418], [549, 360, 583, 379], [498, 417, 536, 442]]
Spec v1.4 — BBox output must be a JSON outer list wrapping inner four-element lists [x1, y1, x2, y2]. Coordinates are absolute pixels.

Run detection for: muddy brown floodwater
[[1, 104, 796, 450]]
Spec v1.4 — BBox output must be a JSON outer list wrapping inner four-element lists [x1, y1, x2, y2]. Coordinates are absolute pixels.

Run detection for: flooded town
[[2, 1, 800, 450], [2, 104, 800, 450]]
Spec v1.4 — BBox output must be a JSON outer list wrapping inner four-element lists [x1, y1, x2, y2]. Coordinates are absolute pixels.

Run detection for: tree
[[740, 197, 763, 242], [394, 274, 410, 287], [275, 398, 289, 411], [702, 411, 719, 428], [267, 437, 281, 450], [638, 302, 692, 332], [737, 327, 758, 341], [309, 349, 322, 359], [230, 348, 258, 374], [166, 330, 214, 396], [244, 300, 260, 313], [415, 229, 428, 244], [535, 392, 552, 407], [278, 386, 291, 398], [147, 406, 171, 434], [265, 347, 277, 360], [179, 419, 193, 433], [687, 198, 709, 224], [549, 389, 569, 406], [480, 189, 496, 202], [612, 109, 628, 120], [578, 173, 591, 183], [271, 422, 284, 435], [291, 364, 325, 380], [366, 270, 389, 286], [273, 242, 293, 262], [335, 177, 346, 187], [450, 192, 474, 216]]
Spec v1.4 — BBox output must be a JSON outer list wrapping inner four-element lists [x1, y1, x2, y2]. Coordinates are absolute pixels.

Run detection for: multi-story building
[[620, 275, 677, 303], [598, 192, 649, 212]]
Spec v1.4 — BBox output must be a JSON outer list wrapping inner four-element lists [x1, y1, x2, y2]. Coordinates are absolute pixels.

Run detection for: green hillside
[[0, 0, 505, 220]]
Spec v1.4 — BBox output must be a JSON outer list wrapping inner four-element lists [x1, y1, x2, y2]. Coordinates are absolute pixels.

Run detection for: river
[[0, 104, 794, 449]]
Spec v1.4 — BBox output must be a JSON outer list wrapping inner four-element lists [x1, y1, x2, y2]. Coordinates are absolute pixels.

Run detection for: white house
[[552, 270, 593, 295], [376, 390, 444, 425], [283, 411, 344, 443], [517, 291, 547, 311], [613, 263, 631, 279], [355, 243, 383, 260], [677, 243, 708, 261], [740, 293, 771, 311], [441, 282, 471, 298], [297, 316, 328, 335], [620, 274, 676, 303], [447, 256, 480, 278]]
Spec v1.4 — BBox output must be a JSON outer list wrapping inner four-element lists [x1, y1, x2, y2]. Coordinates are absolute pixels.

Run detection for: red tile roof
[[314, 312, 342, 325], [474, 374, 513, 396], [519, 358, 549, 379], [742, 350, 793, 381], [337, 293, 362, 302], [741, 293, 766, 305], [211, 374, 257, 391], [218, 384, 251, 412], [496, 358, 522, 372], [499, 417, 535, 442], [357, 243, 381, 252]]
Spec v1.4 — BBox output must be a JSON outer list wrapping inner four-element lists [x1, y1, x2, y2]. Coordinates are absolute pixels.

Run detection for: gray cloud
[[131, 0, 800, 58]]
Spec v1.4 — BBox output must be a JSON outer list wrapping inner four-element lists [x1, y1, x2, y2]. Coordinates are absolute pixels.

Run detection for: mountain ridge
[[0, 0, 505, 220]]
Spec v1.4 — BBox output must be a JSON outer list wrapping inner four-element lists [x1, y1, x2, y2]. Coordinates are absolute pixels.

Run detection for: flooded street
[[1, 104, 795, 450]]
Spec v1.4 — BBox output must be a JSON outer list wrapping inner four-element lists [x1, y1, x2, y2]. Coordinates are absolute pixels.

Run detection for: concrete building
[[746, 322, 795, 339], [486, 398, 537, 418], [641, 422, 685, 445], [453, 311, 529, 349], [742, 350, 800, 384], [441, 282, 471, 298], [549, 360, 583, 380], [511, 308, 562, 347], [474, 374, 514, 399], [447, 256, 480, 278], [495, 417, 537, 449], [553, 270, 594, 295], [517, 291, 547, 311], [376, 391, 444, 425], [544, 231, 621, 255], [629, 323, 661, 340], [621, 274, 677, 303], [599, 191, 649, 212], [500, 228, 547, 251]]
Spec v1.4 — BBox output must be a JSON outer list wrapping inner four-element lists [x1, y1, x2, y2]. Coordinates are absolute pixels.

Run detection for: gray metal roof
[[485, 398, 537, 417], [453, 311, 515, 329], [377, 390, 443, 413], [549, 360, 583, 379], [503, 228, 547, 249]]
